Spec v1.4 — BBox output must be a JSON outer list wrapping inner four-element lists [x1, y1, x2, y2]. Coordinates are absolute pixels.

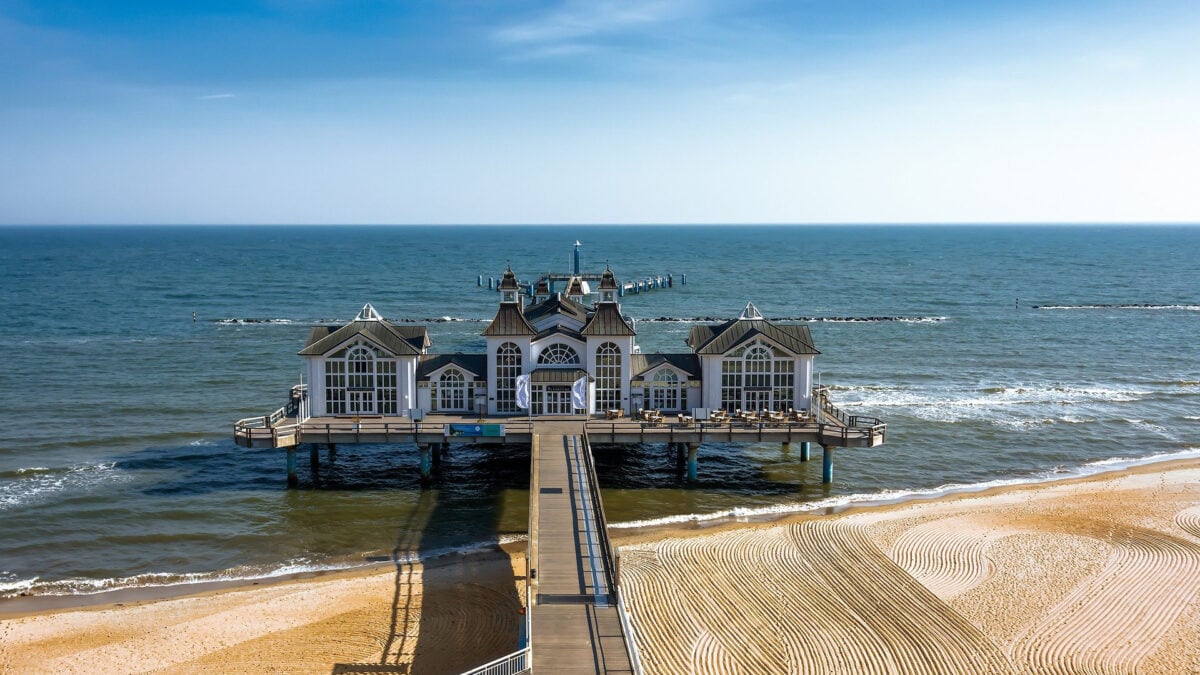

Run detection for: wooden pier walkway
[[528, 421, 635, 674]]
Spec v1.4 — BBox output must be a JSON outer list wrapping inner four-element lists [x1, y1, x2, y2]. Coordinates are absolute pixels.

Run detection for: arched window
[[495, 343, 522, 413], [438, 368, 466, 411], [650, 369, 681, 411], [720, 341, 793, 412], [537, 343, 580, 366], [325, 341, 397, 415], [594, 342, 622, 411]]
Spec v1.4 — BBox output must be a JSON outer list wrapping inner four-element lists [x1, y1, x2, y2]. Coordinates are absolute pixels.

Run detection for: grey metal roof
[[299, 320, 429, 356], [630, 353, 700, 378], [580, 303, 636, 336], [534, 325, 584, 343], [416, 353, 487, 380], [523, 294, 589, 325], [531, 368, 592, 383], [481, 303, 537, 336], [687, 319, 819, 356]]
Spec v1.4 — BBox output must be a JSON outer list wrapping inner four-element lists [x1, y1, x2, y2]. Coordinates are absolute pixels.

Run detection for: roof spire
[[739, 301, 763, 320]]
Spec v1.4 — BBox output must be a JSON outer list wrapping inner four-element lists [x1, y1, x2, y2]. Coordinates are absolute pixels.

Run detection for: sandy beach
[[4, 459, 1200, 674]]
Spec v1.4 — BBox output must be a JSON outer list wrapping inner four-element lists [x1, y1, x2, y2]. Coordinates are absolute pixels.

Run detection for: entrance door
[[546, 388, 572, 415], [349, 389, 375, 415], [744, 389, 770, 414]]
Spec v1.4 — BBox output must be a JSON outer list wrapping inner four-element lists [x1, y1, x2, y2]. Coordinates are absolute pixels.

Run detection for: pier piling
[[687, 443, 699, 483], [309, 445, 319, 471], [286, 447, 298, 488], [419, 444, 433, 484], [800, 441, 810, 462], [821, 445, 834, 484]]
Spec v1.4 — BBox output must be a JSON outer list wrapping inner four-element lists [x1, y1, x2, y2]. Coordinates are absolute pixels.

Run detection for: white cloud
[[197, 93, 236, 100], [493, 0, 696, 47]]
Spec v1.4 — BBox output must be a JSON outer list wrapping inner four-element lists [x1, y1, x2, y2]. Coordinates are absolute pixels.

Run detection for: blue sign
[[445, 424, 505, 437]]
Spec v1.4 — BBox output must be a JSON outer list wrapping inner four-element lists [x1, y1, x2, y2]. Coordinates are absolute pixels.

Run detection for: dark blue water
[[1, 225, 1198, 596]]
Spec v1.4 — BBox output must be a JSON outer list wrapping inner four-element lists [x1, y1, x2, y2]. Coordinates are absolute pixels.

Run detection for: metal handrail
[[581, 429, 643, 674], [579, 430, 617, 598], [457, 647, 529, 675]]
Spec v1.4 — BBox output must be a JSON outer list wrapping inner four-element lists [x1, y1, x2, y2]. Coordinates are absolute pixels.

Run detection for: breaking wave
[[610, 448, 1200, 531], [634, 316, 948, 323], [0, 463, 129, 510], [1033, 304, 1200, 311]]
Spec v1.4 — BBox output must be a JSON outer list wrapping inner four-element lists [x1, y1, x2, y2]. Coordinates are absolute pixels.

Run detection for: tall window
[[595, 342, 622, 411], [537, 343, 580, 366], [650, 369, 681, 411], [326, 360, 347, 414], [496, 343, 521, 413], [377, 359, 397, 414], [720, 359, 741, 411], [719, 341, 793, 411], [324, 341, 398, 415], [438, 368, 466, 411]]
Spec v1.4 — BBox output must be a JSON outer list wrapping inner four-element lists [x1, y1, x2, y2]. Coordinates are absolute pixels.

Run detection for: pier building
[[295, 266, 822, 420]]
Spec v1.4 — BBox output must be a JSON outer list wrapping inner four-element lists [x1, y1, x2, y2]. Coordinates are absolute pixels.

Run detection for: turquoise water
[[1, 224, 1198, 596]]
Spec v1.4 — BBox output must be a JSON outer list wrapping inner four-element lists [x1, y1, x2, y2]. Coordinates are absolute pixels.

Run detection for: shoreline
[[3, 453, 1197, 619], [4, 457, 1199, 673]]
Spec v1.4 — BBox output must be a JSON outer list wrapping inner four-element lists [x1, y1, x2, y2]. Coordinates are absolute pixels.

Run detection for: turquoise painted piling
[[419, 444, 432, 482], [687, 443, 699, 482], [800, 441, 810, 462], [286, 447, 298, 488], [822, 445, 833, 484]]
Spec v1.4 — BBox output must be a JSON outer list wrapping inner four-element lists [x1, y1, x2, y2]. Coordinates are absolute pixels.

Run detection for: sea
[[1, 224, 1198, 599]]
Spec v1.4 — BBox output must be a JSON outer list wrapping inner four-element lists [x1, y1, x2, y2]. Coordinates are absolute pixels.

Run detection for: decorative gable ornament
[[357, 303, 384, 321], [740, 302, 763, 320]]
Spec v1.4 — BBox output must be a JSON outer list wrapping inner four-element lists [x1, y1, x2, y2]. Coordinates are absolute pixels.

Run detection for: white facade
[[301, 293, 819, 418]]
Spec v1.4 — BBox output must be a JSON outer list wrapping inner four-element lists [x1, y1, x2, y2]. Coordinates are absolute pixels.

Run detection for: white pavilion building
[[298, 266, 819, 418]]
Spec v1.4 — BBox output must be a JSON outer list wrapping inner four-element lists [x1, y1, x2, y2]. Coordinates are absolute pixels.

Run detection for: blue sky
[[2, 0, 1198, 224]]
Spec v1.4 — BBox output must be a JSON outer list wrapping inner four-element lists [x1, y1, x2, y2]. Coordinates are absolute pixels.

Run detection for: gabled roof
[[580, 302, 635, 336], [416, 353, 487, 380], [687, 319, 819, 356], [482, 303, 537, 337], [534, 325, 584, 343], [524, 294, 589, 325], [630, 353, 699, 378], [299, 320, 429, 356]]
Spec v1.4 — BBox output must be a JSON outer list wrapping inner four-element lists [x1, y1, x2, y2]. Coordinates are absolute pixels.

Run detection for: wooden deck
[[233, 412, 885, 450], [528, 422, 634, 673]]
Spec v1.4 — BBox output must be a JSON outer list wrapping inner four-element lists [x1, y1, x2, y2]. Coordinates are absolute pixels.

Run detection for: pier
[[527, 423, 637, 673]]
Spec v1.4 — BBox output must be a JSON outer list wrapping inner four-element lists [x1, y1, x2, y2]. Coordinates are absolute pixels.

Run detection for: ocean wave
[[610, 448, 1200, 531], [1033, 304, 1200, 311], [633, 316, 948, 323], [1, 540, 518, 598], [832, 383, 1150, 424], [213, 318, 295, 325], [0, 462, 128, 510]]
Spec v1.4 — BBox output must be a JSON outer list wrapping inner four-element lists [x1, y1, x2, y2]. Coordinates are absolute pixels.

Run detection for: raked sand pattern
[[620, 465, 1200, 674]]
